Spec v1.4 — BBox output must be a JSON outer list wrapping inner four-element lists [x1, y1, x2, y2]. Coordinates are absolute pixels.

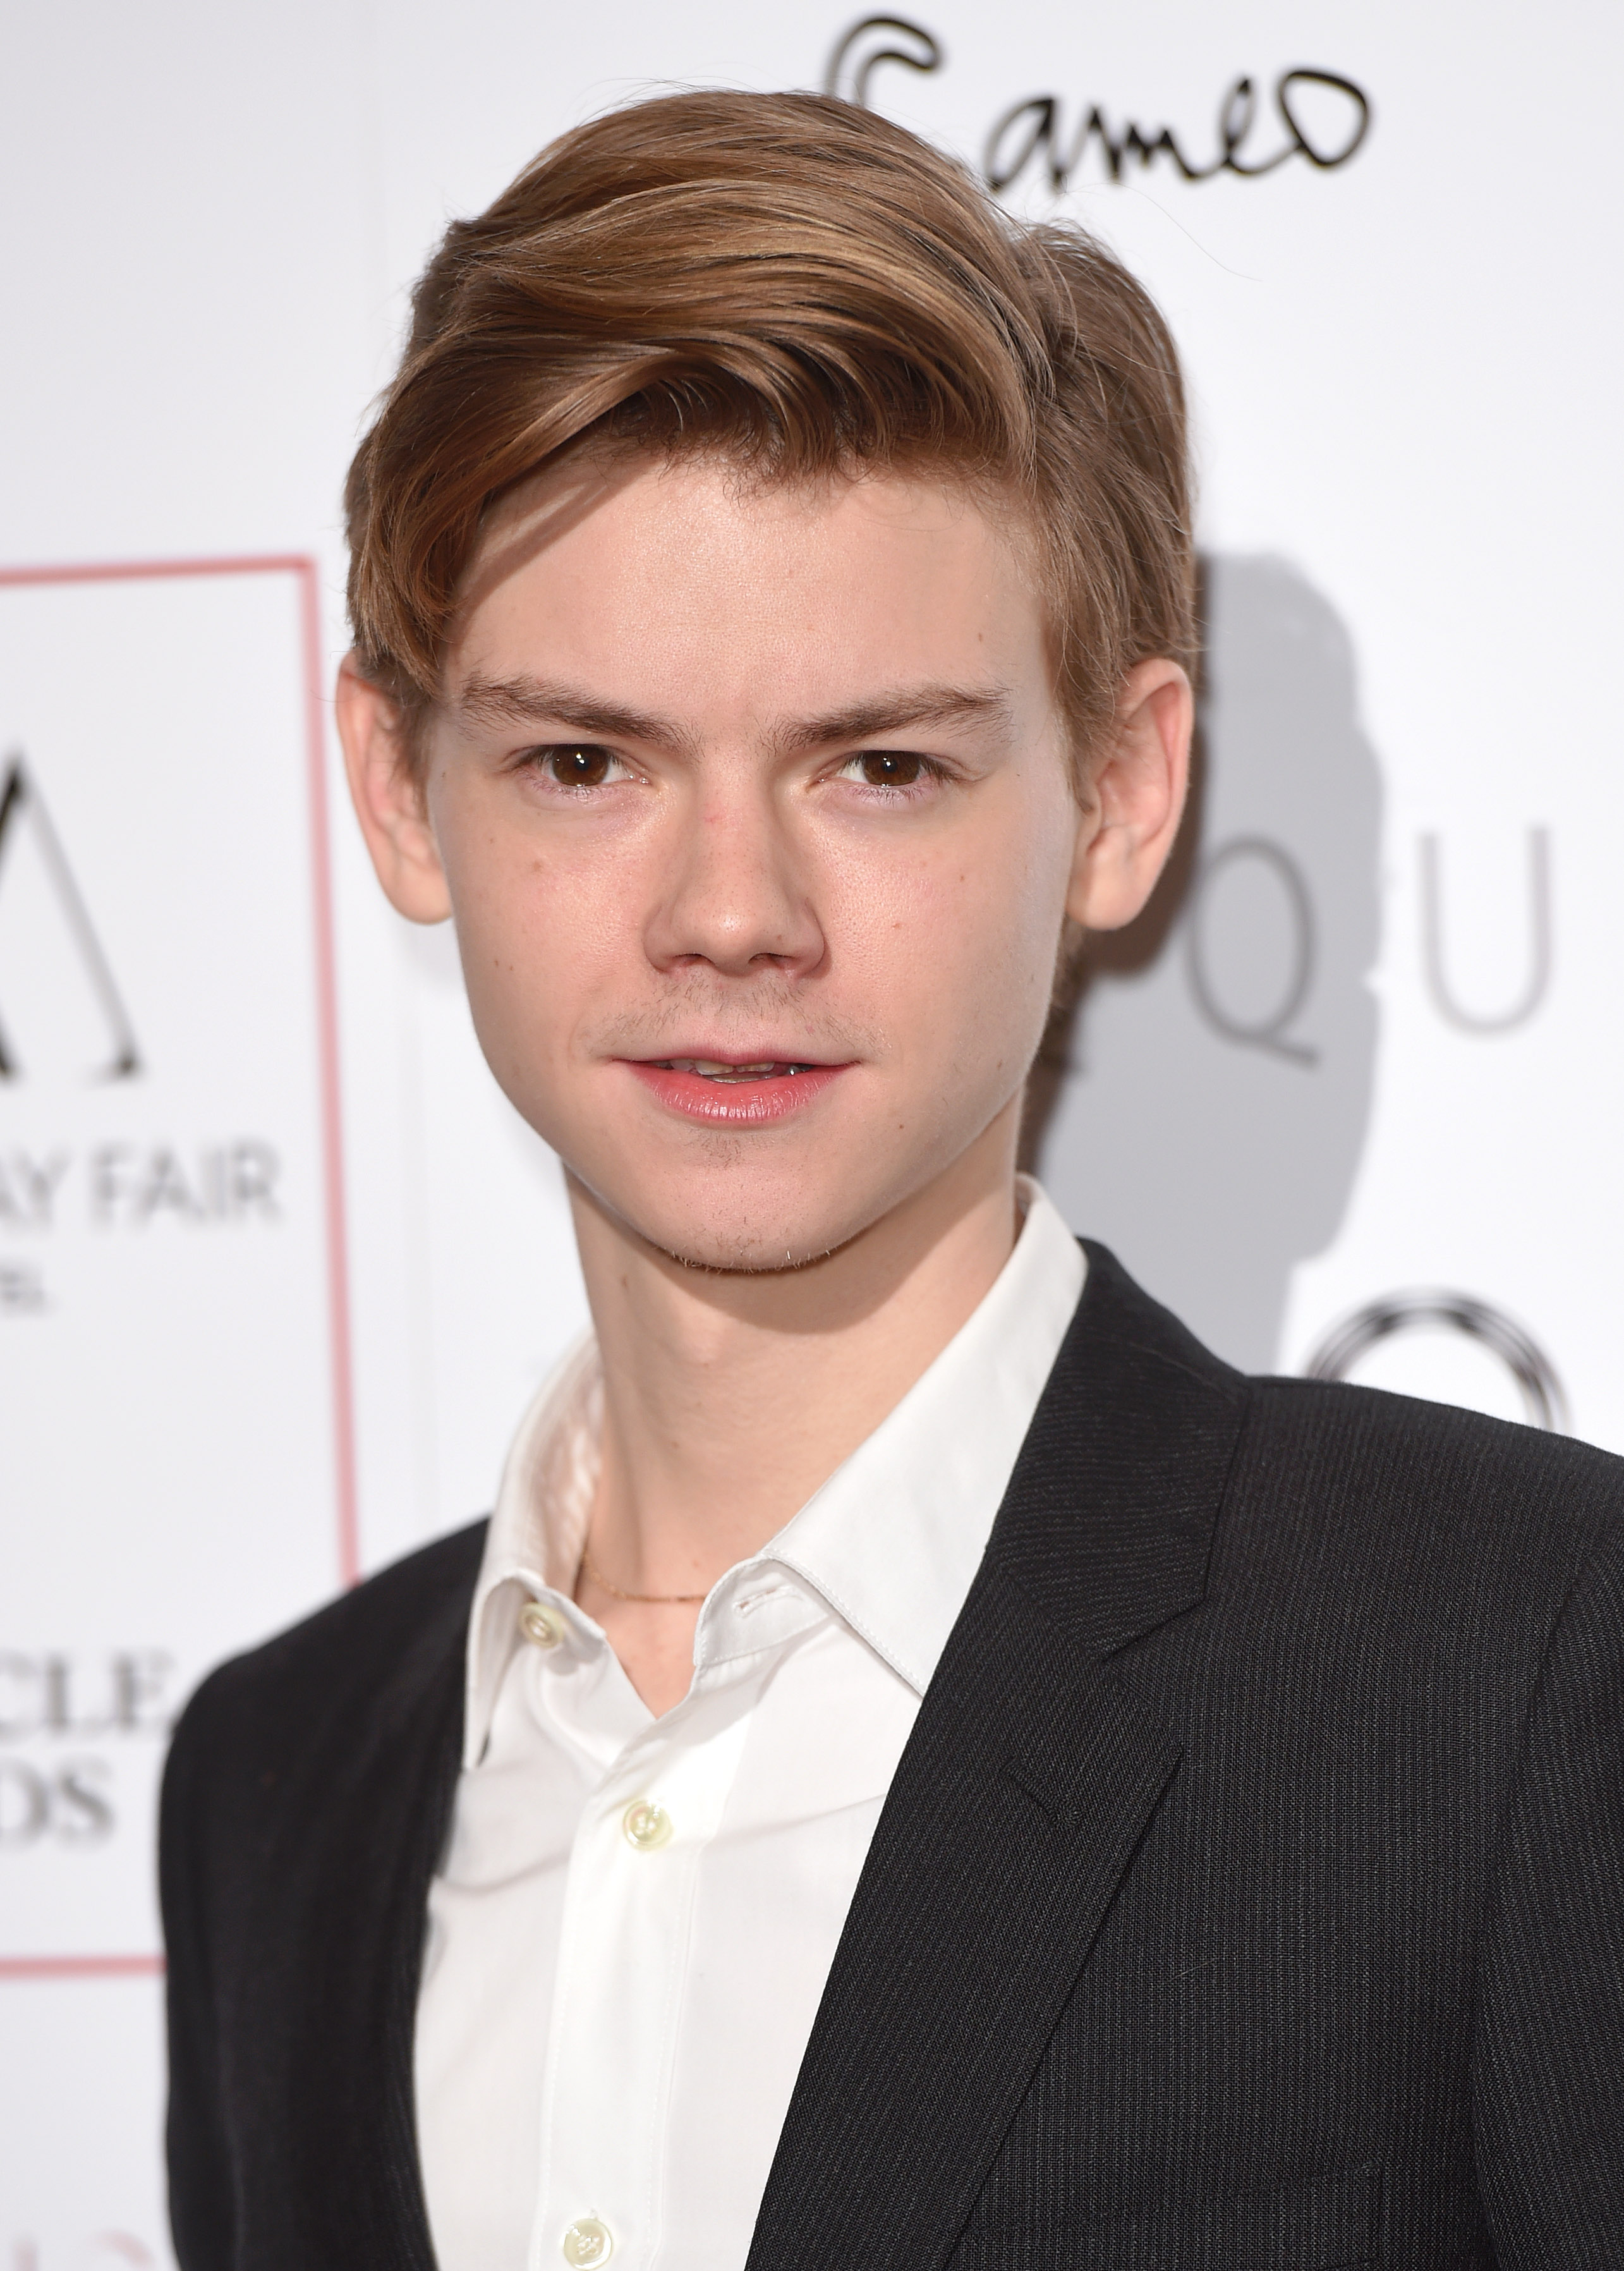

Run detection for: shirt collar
[[752, 1179, 1084, 1693], [463, 1177, 1084, 1765]]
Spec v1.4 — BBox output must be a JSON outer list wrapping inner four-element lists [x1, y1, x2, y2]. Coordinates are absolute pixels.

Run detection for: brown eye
[[544, 744, 614, 788], [856, 750, 923, 787]]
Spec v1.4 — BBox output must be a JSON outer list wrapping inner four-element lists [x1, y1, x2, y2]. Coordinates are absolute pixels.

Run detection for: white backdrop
[[2, 1, 1621, 2255]]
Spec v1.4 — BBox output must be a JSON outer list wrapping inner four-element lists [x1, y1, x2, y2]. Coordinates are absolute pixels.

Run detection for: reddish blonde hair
[[344, 90, 1194, 769]]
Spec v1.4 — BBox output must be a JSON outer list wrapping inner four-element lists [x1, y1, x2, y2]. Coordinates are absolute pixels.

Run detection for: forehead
[[447, 454, 1051, 724]]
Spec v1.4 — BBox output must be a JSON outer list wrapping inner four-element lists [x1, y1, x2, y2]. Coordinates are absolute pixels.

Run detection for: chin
[[641, 1205, 870, 1277], [594, 1162, 898, 1277]]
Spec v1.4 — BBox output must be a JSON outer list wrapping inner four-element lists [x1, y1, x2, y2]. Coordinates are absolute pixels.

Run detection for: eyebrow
[[456, 674, 696, 753], [773, 686, 1018, 757], [453, 674, 1019, 758]]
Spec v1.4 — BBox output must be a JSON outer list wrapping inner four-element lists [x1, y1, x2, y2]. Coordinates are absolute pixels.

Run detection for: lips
[[623, 1054, 851, 1124]]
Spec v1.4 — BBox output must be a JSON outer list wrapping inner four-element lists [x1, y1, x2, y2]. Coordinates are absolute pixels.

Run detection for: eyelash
[[525, 745, 633, 793], [830, 750, 950, 797], [520, 744, 952, 799]]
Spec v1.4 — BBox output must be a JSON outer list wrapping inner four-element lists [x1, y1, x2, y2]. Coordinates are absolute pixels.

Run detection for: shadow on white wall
[[1028, 554, 1383, 1374]]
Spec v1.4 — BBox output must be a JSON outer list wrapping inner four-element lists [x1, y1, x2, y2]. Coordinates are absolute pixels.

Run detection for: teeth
[[661, 1059, 811, 1081]]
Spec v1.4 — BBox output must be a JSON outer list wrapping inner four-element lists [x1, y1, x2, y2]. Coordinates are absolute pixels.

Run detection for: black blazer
[[161, 1245, 1624, 2267]]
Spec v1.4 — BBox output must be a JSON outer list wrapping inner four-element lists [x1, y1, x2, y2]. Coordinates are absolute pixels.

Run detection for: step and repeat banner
[[2, 0, 1620, 2256]]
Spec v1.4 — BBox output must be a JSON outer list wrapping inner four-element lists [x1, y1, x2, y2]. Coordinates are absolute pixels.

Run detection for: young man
[[161, 90, 1624, 2271]]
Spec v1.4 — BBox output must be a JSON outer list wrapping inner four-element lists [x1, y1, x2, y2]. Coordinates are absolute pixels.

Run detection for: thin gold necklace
[[579, 1543, 705, 1605]]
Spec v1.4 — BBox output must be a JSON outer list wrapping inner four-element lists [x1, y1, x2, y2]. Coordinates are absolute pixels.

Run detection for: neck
[[568, 1100, 1023, 1608]]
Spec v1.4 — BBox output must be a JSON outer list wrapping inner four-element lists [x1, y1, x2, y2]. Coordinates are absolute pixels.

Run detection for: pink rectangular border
[[0, 554, 359, 1982]]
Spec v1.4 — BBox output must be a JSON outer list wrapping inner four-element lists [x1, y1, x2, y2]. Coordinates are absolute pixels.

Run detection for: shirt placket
[[530, 1685, 754, 2271]]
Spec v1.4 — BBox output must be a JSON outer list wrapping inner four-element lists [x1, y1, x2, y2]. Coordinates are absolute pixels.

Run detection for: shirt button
[[622, 1799, 673, 1851], [520, 1600, 566, 1650], [561, 2217, 613, 2266]]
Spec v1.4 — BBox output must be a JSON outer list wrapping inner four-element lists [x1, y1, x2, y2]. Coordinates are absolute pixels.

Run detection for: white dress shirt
[[415, 1178, 1085, 2271]]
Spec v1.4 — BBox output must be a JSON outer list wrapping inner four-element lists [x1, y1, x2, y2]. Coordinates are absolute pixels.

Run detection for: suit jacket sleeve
[[1472, 1518, 1624, 2262], [161, 1672, 238, 2268]]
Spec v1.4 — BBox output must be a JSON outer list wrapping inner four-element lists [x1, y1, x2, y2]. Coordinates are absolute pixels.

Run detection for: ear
[[1065, 657, 1192, 931], [334, 656, 452, 924]]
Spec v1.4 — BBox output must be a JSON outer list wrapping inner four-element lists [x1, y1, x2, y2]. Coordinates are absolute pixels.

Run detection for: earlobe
[[334, 657, 454, 925], [1064, 658, 1192, 933]]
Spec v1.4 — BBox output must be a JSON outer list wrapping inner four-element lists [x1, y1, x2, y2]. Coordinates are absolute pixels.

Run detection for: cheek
[[950, 867, 1067, 1068], [436, 828, 620, 1066], [834, 807, 1072, 1073]]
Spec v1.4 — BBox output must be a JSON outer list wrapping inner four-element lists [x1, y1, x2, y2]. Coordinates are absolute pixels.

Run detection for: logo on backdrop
[[1305, 1293, 1567, 1433], [0, 1650, 173, 1852], [824, 16, 1372, 195], [0, 1135, 284, 1316], [1179, 828, 1553, 1064], [1420, 827, 1552, 1033], [0, 754, 142, 1081], [0, 751, 286, 1315], [0, 556, 355, 1990], [1184, 836, 1319, 1064]]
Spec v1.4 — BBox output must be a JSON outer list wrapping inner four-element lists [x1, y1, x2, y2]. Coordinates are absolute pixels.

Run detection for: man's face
[[407, 457, 1088, 1270]]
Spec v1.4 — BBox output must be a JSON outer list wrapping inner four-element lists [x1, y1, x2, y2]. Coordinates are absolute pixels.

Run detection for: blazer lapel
[[746, 1244, 1249, 2271]]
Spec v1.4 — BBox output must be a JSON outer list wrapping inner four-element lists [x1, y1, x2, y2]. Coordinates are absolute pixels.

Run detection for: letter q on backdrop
[[1, 1, 1620, 2253]]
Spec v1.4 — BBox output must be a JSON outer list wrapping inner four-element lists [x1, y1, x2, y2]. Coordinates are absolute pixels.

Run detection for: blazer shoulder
[[1242, 1372, 1624, 1577], [167, 1519, 487, 1790]]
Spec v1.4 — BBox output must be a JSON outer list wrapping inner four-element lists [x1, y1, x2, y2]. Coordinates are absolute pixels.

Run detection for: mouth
[[621, 1052, 853, 1125], [652, 1057, 820, 1085]]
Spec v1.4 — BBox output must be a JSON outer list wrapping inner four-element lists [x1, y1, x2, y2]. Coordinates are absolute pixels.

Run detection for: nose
[[643, 769, 826, 980]]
